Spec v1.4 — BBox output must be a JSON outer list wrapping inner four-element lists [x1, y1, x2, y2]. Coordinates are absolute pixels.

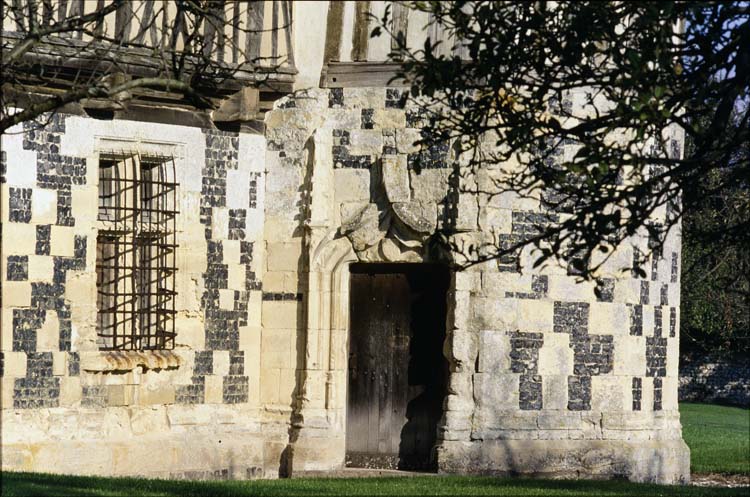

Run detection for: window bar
[[130, 153, 139, 350], [96, 152, 178, 351], [158, 156, 164, 349], [156, 157, 164, 349], [140, 152, 150, 349], [170, 155, 177, 349], [114, 154, 122, 349]]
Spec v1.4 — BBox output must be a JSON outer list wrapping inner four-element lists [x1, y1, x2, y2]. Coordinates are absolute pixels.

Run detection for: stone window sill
[[80, 350, 182, 373]]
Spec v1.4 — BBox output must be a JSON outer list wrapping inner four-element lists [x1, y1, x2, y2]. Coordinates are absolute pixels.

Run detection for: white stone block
[[1, 134, 37, 186], [50, 225, 74, 257], [342, 88, 386, 108], [260, 329, 292, 368], [482, 271, 526, 297], [219, 289, 235, 310], [668, 284, 680, 308], [395, 129, 421, 154], [2, 222, 36, 255], [228, 263, 245, 291], [613, 335, 647, 376], [517, 299, 554, 332], [382, 155, 409, 203], [537, 410, 583, 430], [589, 302, 628, 335], [239, 134, 267, 173], [591, 375, 626, 412], [204, 375, 223, 404], [473, 297, 517, 331], [348, 130, 383, 155], [334, 169, 371, 203], [226, 167, 250, 209], [321, 109, 361, 129], [614, 279, 640, 305], [542, 374, 569, 410], [473, 373, 519, 410], [642, 308, 655, 337], [173, 317, 205, 351], [211, 207, 229, 240], [31, 188, 57, 224], [52, 351, 67, 376], [409, 168, 452, 203], [129, 406, 170, 435], [667, 337, 679, 377], [455, 194, 479, 232], [36, 311, 59, 351], [538, 332, 572, 375], [662, 376, 679, 410], [71, 187, 98, 223], [479, 206, 512, 232], [372, 109, 406, 129], [213, 351, 230, 377], [475, 408, 538, 431], [223, 240, 241, 265], [450, 329, 478, 369], [477, 330, 510, 374], [641, 377, 654, 411], [449, 290, 473, 331], [3, 352, 27, 377], [246, 292, 263, 328]]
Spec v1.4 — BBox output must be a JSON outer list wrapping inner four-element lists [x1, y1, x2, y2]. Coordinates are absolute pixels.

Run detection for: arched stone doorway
[[283, 130, 466, 475]]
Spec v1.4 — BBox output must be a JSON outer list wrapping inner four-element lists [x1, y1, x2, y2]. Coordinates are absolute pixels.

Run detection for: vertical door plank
[[391, 273, 412, 460], [347, 273, 369, 454], [366, 274, 384, 453]]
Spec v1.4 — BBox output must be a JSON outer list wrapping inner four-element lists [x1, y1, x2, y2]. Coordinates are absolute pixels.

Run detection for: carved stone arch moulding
[[287, 127, 456, 475]]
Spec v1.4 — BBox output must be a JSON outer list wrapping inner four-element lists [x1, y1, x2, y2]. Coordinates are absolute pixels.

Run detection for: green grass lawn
[[1, 403, 748, 497], [680, 402, 750, 475], [1, 472, 745, 497]]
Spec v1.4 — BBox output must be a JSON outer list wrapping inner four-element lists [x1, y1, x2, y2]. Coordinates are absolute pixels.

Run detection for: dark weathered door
[[346, 264, 449, 470]]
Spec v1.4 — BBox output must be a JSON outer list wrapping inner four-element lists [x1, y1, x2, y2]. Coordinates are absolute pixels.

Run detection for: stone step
[[291, 468, 439, 479]]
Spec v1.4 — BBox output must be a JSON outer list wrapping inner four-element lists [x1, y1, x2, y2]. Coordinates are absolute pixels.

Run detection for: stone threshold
[[291, 468, 439, 479]]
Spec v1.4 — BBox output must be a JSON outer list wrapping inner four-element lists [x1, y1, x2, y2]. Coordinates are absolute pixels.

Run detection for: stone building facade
[[1, 0, 689, 484]]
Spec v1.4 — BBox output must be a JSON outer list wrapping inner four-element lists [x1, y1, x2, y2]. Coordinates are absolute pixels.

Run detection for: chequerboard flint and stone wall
[[1, 115, 279, 479], [263, 87, 689, 483], [2, 88, 688, 483]]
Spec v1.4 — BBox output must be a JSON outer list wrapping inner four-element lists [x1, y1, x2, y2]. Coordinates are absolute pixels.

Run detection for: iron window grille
[[96, 152, 178, 351]]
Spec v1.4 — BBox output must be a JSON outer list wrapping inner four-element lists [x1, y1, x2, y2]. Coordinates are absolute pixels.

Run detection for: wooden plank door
[[346, 265, 448, 470], [347, 271, 411, 468]]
